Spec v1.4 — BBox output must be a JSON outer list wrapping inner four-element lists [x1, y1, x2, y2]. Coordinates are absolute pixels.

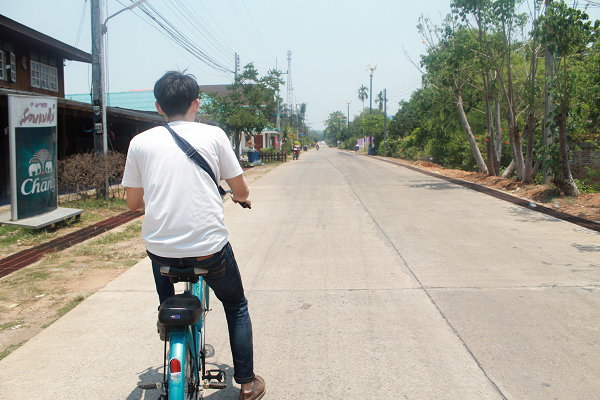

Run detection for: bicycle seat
[[160, 266, 209, 283], [158, 293, 204, 327]]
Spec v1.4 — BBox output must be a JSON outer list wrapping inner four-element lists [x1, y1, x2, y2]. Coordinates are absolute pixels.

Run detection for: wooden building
[[0, 15, 162, 204]]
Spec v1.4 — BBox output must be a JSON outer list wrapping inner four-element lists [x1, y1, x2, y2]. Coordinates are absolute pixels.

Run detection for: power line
[[74, 0, 89, 47], [114, 0, 233, 80], [167, 0, 236, 65], [239, 0, 276, 61], [227, 0, 273, 66], [118, 0, 234, 75]]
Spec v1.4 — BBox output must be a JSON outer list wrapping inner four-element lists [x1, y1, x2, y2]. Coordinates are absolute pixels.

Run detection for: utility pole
[[91, 0, 108, 199], [286, 51, 294, 131], [91, 0, 105, 157], [346, 101, 351, 149], [234, 52, 240, 80], [383, 88, 387, 155], [91, 0, 147, 199], [542, 0, 554, 185]]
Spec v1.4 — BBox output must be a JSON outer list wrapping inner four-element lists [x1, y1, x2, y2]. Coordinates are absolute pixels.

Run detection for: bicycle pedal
[[203, 369, 225, 382], [138, 382, 163, 390], [204, 381, 227, 390]]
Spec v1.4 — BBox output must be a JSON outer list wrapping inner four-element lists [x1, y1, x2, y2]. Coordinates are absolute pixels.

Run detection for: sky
[[2, 0, 599, 131]]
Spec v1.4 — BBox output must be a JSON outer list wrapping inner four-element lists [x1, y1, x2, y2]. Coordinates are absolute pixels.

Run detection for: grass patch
[[0, 341, 26, 361], [56, 295, 88, 318], [72, 220, 142, 258], [0, 320, 24, 331], [0, 198, 131, 259]]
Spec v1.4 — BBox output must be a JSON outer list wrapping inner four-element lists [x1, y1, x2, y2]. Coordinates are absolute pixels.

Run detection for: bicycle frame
[[165, 277, 209, 399]]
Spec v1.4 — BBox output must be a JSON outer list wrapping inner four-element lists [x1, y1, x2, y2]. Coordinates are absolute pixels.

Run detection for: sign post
[[4, 95, 82, 228]]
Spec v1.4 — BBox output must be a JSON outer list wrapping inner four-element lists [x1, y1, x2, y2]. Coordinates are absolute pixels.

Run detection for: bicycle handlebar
[[223, 189, 251, 209]]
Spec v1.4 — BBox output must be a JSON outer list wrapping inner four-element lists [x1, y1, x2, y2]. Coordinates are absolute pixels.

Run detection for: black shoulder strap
[[164, 123, 226, 196]]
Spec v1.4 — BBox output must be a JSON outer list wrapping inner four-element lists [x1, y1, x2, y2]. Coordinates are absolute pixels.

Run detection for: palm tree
[[358, 85, 368, 110], [375, 90, 384, 112]]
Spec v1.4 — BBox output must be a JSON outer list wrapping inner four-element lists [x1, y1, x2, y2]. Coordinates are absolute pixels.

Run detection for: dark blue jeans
[[147, 242, 254, 384]]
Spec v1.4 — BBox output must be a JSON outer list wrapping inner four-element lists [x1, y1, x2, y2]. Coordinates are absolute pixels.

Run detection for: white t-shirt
[[121, 121, 243, 258]]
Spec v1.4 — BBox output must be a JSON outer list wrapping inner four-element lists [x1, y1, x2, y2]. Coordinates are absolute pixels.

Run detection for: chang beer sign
[[8, 95, 58, 220]]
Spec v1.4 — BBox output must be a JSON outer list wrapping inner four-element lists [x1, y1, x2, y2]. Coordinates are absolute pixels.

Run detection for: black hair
[[153, 71, 200, 117]]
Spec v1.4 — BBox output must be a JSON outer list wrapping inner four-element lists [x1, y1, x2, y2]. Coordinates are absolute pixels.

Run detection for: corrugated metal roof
[[65, 90, 156, 112], [66, 89, 215, 113]]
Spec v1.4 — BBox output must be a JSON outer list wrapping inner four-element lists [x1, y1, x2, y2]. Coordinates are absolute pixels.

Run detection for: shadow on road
[[507, 205, 562, 224], [203, 363, 236, 399], [127, 365, 163, 400], [407, 180, 463, 191], [571, 243, 600, 253], [126, 358, 235, 399]]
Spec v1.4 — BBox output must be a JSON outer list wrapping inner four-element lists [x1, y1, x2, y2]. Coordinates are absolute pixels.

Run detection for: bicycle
[[139, 264, 226, 399], [138, 190, 249, 399]]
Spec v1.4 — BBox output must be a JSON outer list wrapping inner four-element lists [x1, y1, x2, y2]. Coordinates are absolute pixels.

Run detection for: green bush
[[259, 147, 274, 154]]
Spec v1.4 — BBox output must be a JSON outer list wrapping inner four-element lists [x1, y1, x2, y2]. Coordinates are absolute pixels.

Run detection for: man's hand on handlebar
[[230, 194, 251, 209]]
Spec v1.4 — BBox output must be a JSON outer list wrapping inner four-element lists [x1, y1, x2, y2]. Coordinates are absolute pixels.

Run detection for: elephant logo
[[28, 149, 52, 177], [29, 162, 42, 176]]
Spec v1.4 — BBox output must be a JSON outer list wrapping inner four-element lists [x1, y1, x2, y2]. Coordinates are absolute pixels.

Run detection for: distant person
[[121, 71, 265, 400]]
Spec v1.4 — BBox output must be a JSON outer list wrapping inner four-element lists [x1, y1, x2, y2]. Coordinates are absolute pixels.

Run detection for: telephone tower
[[286, 51, 294, 119]]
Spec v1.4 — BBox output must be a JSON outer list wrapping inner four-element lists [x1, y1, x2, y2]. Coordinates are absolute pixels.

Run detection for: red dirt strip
[[0, 210, 144, 278]]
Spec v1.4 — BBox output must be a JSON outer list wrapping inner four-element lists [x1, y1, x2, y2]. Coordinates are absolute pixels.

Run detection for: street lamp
[[367, 64, 377, 115], [101, 0, 148, 154], [346, 101, 352, 150], [92, 0, 147, 199]]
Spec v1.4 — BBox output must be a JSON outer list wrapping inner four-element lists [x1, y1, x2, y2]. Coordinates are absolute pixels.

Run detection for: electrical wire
[[74, 0, 89, 48], [194, 0, 249, 61], [227, 0, 273, 66], [239, 0, 276, 61], [167, 0, 236, 66], [115, 1, 230, 80], [138, 2, 234, 73], [116, 0, 234, 76]]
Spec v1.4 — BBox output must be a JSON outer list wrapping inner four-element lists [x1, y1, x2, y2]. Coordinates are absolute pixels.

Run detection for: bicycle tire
[[185, 341, 199, 400], [167, 330, 199, 400], [200, 279, 209, 359]]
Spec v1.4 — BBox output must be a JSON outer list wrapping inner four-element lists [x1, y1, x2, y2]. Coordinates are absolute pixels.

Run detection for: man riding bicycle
[[121, 71, 265, 400]]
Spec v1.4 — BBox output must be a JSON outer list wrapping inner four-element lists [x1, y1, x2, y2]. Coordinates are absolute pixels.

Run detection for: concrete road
[[1, 148, 599, 399]]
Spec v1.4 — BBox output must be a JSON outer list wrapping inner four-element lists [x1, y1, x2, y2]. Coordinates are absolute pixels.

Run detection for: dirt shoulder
[[376, 156, 600, 224], [0, 162, 280, 360]]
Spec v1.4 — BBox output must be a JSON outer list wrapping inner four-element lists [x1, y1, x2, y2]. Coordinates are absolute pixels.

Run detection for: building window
[[40, 63, 49, 89], [31, 60, 40, 88], [49, 66, 58, 91], [0, 50, 5, 81], [30, 58, 58, 92], [10, 52, 16, 82]]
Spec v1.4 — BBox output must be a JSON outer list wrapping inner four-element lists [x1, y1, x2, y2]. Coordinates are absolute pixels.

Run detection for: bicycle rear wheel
[[200, 279, 209, 360], [184, 341, 199, 400], [167, 331, 200, 400]]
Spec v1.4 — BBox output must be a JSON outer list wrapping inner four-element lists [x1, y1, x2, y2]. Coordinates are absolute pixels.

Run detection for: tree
[[375, 91, 385, 112], [389, 99, 421, 139], [324, 111, 347, 145], [537, 0, 598, 196], [419, 16, 489, 173], [359, 113, 386, 149], [452, 0, 548, 182], [358, 85, 368, 110], [200, 63, 283, 159]]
